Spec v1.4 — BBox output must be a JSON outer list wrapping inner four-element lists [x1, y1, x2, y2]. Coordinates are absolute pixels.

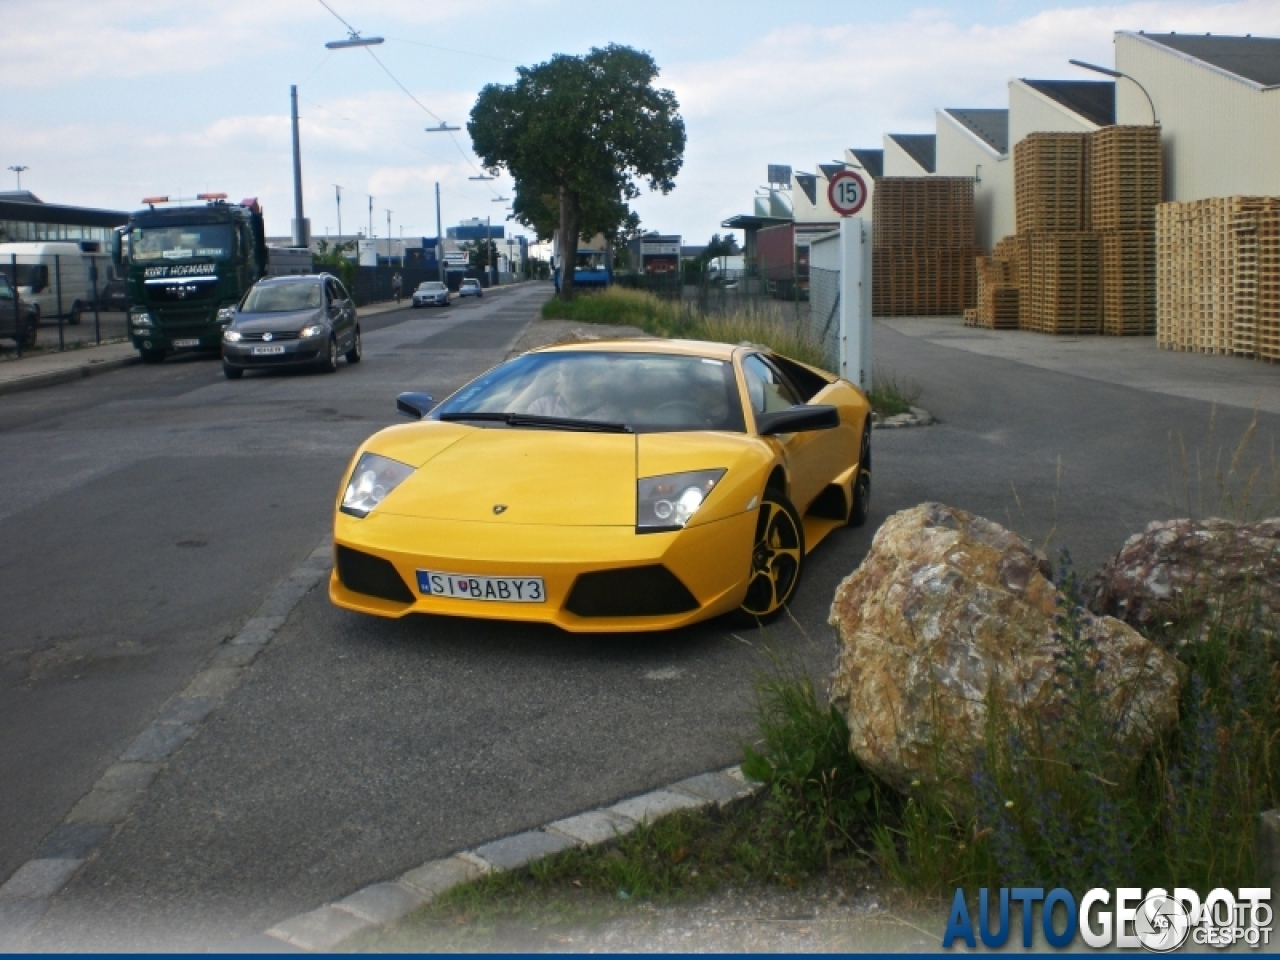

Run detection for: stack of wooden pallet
[[994, 126, 1161, 335], [973, 254, 1020, 329], [872, 177, 977, 316], [1157, 196, 1280, 359], [1092, 126, 1161, 335]]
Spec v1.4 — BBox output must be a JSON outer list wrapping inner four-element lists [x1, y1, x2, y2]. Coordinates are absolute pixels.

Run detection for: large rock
[[828, 503, 1181, 794], [1087, 517, 1280, 641]]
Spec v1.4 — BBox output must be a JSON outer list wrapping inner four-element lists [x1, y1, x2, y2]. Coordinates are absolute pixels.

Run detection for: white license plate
[[173, 338, 200, 348], [253, 345, 285, 355], [416, 570, 546, 603]]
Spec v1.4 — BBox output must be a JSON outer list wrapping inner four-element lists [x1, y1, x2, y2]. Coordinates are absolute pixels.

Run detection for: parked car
[[98, 278, 130, 312], [220, 273, 361, 380], [329, 339, 872, 631], [458, 278, 483, 298], [412, 281, 451, 308], [0, 275, 39, 349]]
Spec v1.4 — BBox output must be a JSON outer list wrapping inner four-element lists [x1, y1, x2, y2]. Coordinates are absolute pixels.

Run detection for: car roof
[[531, 338, 741, 361], [257, 274, 327, 285]]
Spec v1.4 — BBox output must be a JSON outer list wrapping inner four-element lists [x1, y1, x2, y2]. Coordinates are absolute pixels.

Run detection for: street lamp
[[8, 166, 28, 190], [1068, 59, 1158, 125], [333, 184, 343, 245], [492, 196, 509, 202], [426, 122, 461, 132], [469, 174, 494, 181]]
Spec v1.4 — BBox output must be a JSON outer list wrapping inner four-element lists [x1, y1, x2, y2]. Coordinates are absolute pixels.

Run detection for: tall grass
[[542, 287, 831, 371]]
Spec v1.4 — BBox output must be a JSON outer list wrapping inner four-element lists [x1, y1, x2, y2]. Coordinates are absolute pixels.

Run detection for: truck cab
[[115, 195, 267, 364]]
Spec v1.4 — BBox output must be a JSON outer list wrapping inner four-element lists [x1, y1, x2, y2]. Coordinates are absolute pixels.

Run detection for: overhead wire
[[313, 0, 506, 201]]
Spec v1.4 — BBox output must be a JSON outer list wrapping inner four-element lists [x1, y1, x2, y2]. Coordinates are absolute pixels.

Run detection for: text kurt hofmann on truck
[[114, 193, 267, 364]]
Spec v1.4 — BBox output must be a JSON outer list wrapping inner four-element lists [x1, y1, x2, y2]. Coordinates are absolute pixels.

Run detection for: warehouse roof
[[1133, 32, 1280, 88], [943, 108, 1009, 154], [887, 134, 936, 173], [818, 164, 847, 181], [848, 149, 884, 178], [1020, 79, 1115, 126], [794, 172, 818, 205]]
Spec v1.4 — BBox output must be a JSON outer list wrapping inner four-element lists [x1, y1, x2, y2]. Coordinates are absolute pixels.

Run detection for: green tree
[[468, 44, 685, 300], [313, 239, 357, 294]]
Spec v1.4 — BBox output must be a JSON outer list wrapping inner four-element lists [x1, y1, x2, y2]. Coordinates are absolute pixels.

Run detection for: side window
[[742, 354, 800, 416], [334, 279, 350, 303], [324, 278, 338, 304]]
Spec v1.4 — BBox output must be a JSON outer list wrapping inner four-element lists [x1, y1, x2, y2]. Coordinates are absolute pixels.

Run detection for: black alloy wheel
[[346, 326, 362, 364], [848, 421, 872, 527], [734, 490, 805, 625]]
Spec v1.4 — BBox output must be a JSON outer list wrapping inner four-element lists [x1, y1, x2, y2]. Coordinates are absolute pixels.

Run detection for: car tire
[[139, 347, 165, 364], [848, 422, 872, 527], [69, 301, 82, 325], [732, 490, 805, 626], [345, 326, 362, 364], [222, 362, 243, 380], [22, 323, 37, 350], [319, 336, 339, 373]]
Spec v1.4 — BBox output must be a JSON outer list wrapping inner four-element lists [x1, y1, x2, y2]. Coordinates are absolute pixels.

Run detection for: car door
[[741, 353, 829, 512], [334, 278, 356, 345], [325, 277, 351, 348]]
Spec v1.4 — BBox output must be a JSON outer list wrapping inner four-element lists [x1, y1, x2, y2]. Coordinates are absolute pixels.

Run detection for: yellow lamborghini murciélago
[[329, 338, 872, 632]]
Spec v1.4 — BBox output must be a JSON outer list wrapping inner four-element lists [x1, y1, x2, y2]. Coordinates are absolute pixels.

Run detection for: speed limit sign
[[827, 170, 868, 216]]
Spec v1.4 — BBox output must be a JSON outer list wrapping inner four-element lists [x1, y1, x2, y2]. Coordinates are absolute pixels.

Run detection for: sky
[[5, 0, 1280, 248]]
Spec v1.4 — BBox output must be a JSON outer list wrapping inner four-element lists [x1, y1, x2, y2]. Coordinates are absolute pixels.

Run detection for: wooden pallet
[[1015, 133, 1089, 234], [1025, 232, 1100, 334], [1101, 231, 1156, 335], [872, 246, 978, 316], [1090, 126, 1162, 232], [872, 178, 976, 248]]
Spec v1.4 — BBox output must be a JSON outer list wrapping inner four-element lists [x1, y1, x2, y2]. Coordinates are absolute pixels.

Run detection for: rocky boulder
[[828, 502, 1181, 794], [1087, 517, 1280, 641]]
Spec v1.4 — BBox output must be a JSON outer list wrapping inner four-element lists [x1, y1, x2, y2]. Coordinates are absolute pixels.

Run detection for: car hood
[[379, 428, 637, 526], [232, 308, 323, 333], [365, 424, 772, 528]]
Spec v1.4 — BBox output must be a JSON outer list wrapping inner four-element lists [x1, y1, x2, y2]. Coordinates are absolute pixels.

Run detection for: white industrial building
[[882, 133, 936, 176], [1115, 32, 1280, 200], [935, 109, 1010, 252]]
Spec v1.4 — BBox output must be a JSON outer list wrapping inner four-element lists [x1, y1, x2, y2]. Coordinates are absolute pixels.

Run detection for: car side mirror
[[396, 392, 436, 420], [756, 404, 840, 436]]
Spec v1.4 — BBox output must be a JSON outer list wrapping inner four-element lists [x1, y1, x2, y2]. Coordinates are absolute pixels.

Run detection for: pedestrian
[[392, 272, 403, 303]]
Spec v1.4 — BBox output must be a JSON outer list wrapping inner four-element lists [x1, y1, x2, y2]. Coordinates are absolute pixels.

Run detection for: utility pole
[[289, 85, 309, 248], [333, 184, 342, 246], [368, 195, 374, 242], [435, 182, 444, 283], [385, 209, 392, 261]]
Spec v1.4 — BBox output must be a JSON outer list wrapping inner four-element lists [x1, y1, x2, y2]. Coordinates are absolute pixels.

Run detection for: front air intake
[[565, 565, 699, 618], [336, 545, 414, 604]]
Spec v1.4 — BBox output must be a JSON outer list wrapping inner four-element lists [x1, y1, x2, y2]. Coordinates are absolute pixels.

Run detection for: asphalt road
[[0, 286, 543, 910], [10, 305, 1280, 949]]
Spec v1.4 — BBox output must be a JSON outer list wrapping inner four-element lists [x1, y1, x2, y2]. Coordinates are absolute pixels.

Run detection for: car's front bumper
[[222, 337, 324, 368], [329, 509, 757, 632], [413, 296, 449, 306]]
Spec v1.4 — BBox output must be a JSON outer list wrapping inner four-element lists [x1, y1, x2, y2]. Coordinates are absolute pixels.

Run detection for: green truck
[[113, 194, 269, 364]]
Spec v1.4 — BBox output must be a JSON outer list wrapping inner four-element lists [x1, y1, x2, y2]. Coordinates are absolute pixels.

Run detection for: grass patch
[[864, 367, 922, 418], [541, 287, 831, 371]]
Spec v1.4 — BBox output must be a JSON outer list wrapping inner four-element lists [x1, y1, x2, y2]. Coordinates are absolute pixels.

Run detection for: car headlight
[[216, 306, 236, 324], [131, 310, 153, 327], [341, 452, 415, 518], [300, 324, 324, 338], [223, 328, 242, 342], [637, 469, 725, 532]]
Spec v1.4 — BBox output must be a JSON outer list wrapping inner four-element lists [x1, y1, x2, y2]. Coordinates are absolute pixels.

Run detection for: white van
[[0, 241, 112, 324]]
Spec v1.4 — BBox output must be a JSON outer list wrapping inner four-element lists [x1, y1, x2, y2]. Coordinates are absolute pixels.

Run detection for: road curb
[[0, 538, 335, 950], [0, 354, 138, 398], [254, 767, 762, 952]]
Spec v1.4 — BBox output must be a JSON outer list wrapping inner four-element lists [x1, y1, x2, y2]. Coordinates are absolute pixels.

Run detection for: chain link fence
[[0, 253, 125, 358], [807, 266, 841, 369]]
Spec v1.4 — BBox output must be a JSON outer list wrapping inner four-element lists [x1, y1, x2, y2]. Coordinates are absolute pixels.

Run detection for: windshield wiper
[[439, 411, 632, 433]]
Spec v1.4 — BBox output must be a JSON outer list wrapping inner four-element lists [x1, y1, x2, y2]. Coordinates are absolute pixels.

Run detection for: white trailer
[[0, 240, 111, 324]]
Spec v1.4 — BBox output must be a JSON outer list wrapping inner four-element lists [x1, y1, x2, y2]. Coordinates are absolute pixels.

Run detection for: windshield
[[130, 224, 232, 263], [240, 282, 322, 313], [418, 282, 445, 291], [437, 351, 746, 434]]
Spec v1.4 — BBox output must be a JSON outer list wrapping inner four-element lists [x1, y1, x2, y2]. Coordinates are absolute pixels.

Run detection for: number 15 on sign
[[827, 170, 867, 216]]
